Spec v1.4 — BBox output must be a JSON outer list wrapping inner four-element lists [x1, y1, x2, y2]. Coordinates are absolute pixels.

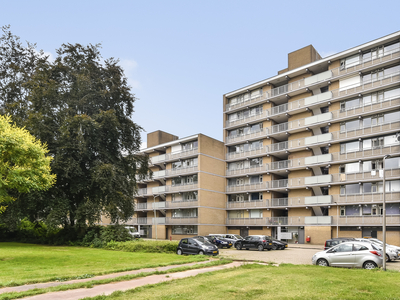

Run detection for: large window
[[341, 180, 400, 195], [172, 225, 197, 235], [172, 208, 197, 218]]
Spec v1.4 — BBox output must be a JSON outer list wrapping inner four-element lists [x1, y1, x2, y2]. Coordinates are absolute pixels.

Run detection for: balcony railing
[[267, 145, 400, 172], [226, 200, 267, 209], [225, 110, 268, 128], [226, 165, 266, 176], [167, 166, 198, 176], [136, 188, 147, 196], [332, 192, 400, 204], [225, 49, 400, 113], [226, 217, 289, 226], [269, 119, 400, 154], [226, 129, 265, 144], [154, 217, 198, 225], [136, 202, 148, 210], [226, 147, 264, 160], [226, 182, 267, 193], [332, 215, 400, 226], [150, 183, 198, 195], [150, 148, 198, 165]]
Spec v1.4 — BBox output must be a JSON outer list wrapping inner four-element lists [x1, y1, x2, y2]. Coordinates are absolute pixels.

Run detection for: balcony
[[225, 50, 400, 114], [270, 196, 332, 207], [167, 166, 198, 177], [267, 170, 400, 190], [154, 217, 198, 225], [269, 119, 400, 154], [150, 148, 199, 165], [226, 200, 267, 209], [226, 147, 264, 161], [267, 145, 400, 172], [265, 71, 400, 118], [226, 129, 265, 145], [305, 216, 332, 225], [226, 182, 267, 193], [225, 110, 268, 128], [136, 202, 148, 210], [226, 165, 266, 176], [136, 188, 147, 197], [332, 215, 400, 226], [332, 192, 400, 204]]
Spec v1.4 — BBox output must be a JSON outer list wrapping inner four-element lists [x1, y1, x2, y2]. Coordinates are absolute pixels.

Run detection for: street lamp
[[382, 154, 391, 271]]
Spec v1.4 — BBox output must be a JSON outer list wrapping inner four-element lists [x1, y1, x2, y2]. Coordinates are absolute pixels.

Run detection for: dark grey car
[[176, 237, 219, 256]]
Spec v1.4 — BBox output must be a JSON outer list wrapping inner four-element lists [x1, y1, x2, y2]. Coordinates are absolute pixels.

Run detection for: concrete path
[[13, 262, 244, 300], [0, 260, 216, 294]]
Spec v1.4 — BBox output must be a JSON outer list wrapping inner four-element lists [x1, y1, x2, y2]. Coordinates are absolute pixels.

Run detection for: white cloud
[[120, 59, 141, 90], [140, 141, 147, 150]]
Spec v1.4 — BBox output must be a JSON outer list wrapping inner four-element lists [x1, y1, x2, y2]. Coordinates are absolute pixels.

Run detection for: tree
[[0, 28, 150, 228], [0, 115, 55, 213]]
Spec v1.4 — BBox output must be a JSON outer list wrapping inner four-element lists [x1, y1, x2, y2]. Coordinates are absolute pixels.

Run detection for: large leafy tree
[[0, 27, 149, 227], [0, 115, 55, 213]]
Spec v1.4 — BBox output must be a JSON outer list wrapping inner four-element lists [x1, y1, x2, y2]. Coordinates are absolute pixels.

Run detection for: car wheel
[[177, 248, 183, 255], [246, 248, 249, 250], [257, 244, 264, 251], [317, 258, 329, 267], [236, 243, 242, 250], [198, 250, 204, 255], [386, 254, 391, 262], [267, 248, 271, 251], [363, 261, 377, 270], [272, 244, 277, 250]]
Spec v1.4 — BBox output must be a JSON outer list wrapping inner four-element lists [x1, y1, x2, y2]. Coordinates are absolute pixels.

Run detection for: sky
[[2, 0, 400, 148]]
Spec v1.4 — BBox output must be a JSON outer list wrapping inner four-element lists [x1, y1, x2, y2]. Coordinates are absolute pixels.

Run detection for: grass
[[0, 259, 232, 300], [0, 242, 208, 287], [80, 263, 400, 300]]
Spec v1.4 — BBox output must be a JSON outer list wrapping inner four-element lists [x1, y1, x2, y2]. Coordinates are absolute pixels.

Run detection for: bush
[[100, 225, 133, 243], [103, 240, 179, 253]]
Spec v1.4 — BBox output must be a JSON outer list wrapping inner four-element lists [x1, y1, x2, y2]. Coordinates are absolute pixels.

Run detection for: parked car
[[221, 234, 243, 247], [125, 226, 140, 239], [207, 235, 233, 248], [266, 236, 288, 250], [324, 238, 355, 250], [176, 237, 219, 256], [359, 238, 399, 261], [235, 235, 273, 251], [312, 241, 383, 269]]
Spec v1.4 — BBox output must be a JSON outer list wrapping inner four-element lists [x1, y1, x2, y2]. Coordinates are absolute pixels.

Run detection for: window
[[320, 146, 329, 154], [320, 86, 329, 93], [320, 126, 329, 134], [172, 226, 197, 235], [340, 206, 345, 216], [335, 243, 353, 252], [340, 141, 360, 153], [341, 119, 360, 132], [320, 106, 329, 113], [249, 209, 263, 218]]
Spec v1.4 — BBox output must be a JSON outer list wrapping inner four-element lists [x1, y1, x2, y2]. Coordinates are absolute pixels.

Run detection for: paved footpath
[[1, 261, 244, 300]]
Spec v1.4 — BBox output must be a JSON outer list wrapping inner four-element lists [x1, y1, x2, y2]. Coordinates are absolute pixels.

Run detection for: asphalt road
[[218, 245, 400, 271]]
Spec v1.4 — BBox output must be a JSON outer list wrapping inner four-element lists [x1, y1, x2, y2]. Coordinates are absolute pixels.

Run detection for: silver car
[[355, 238, 398, 262], [312, 241, 383, 269]]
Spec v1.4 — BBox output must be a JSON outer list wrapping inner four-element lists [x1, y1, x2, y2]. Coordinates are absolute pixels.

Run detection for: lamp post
[[382, 154, 390, 271], [153, 195, 158, 241]]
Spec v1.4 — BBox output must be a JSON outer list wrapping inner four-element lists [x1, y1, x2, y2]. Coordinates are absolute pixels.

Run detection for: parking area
[[218, 244, 400, 271]]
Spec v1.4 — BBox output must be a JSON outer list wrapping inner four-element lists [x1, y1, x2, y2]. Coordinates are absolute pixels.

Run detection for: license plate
[[285, 245, 288, 247], [269, 243, 272, 245], [229, 244, 232, 246], [213, 251, 218, 254]]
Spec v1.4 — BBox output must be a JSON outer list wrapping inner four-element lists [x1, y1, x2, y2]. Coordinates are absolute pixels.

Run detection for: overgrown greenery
[[82, 264, 400, 300], [0, 25, 150, 229], [0, 242, 207, 287]]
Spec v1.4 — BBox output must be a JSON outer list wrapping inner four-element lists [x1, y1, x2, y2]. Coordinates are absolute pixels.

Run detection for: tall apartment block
[[223, 32, 400, 245], [128, 131, 226, 239]]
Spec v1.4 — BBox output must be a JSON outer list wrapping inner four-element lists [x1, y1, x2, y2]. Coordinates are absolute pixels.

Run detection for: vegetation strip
[[0, 259, 231, 300]]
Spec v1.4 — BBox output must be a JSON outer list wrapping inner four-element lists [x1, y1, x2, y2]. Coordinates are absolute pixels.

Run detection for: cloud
[[120, 59, 141, 90], [140, 141, 147, 150]]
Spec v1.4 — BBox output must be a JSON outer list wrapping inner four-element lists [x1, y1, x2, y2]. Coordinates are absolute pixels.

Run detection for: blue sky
[[2, 0, 399, 147]]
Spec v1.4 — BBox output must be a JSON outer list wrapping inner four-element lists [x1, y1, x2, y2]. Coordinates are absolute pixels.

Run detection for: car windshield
[[232, 235, 243, 239], [195, 239, 213, 246]]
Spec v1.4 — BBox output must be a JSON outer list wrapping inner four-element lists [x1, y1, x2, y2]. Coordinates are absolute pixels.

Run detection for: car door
[[187, 238, 199, 254], [248, 236, 259, 249], [242, 236, 251, 248], [180, 238, 190, 254], [328, 243, 355, 267]]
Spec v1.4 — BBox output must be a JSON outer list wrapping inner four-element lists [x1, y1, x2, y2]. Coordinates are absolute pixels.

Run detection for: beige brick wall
[[199, 173, 225, 193], [289, 130, 313, 140], [199, 155, 225, 176], [305, 226, 331, 244], [289, 207, 313, 217], [198, 134, 225, 160], [329, 60, 341, 70], [199, 207, 226, 225], [198, 190, 226, 208]]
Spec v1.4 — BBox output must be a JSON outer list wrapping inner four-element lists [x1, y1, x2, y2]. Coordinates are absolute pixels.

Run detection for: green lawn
[[0, 242, 207, 287], [83, 264, 400, 300]]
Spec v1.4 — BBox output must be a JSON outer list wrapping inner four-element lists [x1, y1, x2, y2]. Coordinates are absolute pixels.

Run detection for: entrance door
[[166, 227, 169, 240], [298, 227, 305, 244], [240, 228, 249, 238]]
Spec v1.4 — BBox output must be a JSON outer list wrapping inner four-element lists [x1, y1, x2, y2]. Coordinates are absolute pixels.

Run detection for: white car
[[312, 241, 383, 269], [125, 226, 140, 238], [355, 238, 398, 262]]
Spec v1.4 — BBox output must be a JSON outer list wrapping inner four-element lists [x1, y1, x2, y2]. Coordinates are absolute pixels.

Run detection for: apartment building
[[223, 32, 400, 245], [127, 131, 226, 239]]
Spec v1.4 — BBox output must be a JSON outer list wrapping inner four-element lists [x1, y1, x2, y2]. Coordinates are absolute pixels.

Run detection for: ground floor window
[[172, 225, 197, 235]]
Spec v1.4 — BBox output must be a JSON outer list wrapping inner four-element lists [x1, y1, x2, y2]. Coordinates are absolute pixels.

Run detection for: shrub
[[103, 240, 179, 253], [100, 224, 133, 243]]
